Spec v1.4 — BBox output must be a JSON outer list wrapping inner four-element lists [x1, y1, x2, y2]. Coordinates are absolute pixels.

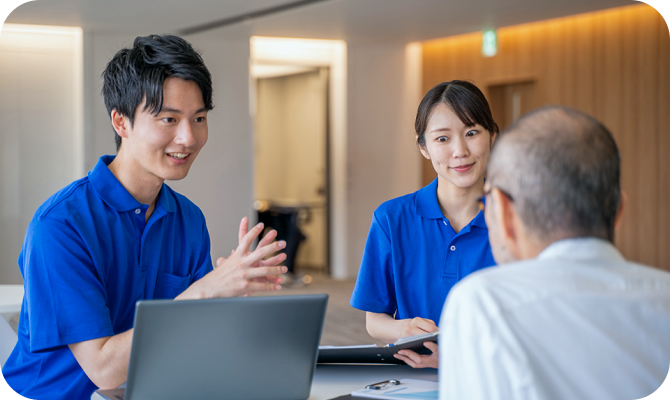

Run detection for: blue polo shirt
[[3, 155, 213, 400], [350, 178, 495, 326]]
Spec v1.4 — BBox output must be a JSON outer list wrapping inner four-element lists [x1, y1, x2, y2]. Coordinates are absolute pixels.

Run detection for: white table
[[92, 364, 438, 400], [0, 285, 23, 314], [309, 364, 437, 399]]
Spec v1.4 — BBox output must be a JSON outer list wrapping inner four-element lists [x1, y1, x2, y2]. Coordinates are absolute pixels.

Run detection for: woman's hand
[[401, 317, 438, 338], [366, 312, 438, 344], [394, 341, 438, 369]]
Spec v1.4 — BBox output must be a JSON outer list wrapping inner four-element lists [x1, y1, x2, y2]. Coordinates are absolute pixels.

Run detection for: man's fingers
[[247, 240, 286, 263], [252, 275, 284, 284], [246, 265, 287, 280], [260, 253, 287, 267], [237, 222, 264, 253], [244, 281, 282, 293], [237, 217, 249, 244], [257, 229, 278, 248]]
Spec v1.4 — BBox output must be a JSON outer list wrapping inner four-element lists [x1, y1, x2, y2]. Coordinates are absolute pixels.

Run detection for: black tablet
[[317, 331, 438, 365]]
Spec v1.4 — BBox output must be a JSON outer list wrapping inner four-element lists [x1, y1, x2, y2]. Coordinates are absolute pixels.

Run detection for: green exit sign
[[482, 30, 497, 57]]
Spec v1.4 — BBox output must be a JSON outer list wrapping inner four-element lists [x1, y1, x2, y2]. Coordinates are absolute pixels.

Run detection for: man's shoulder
[[34, 176, 92, 220], [453, 258, 539, 289], [445, 260, 540, 317], [619, 259, 670, 280], [446, 255, 670, 320]]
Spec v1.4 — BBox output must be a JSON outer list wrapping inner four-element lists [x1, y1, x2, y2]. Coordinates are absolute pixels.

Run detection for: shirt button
[[450, 245, 456, 251], [443, 220, 448, 226], [135, 209, 141, 214]]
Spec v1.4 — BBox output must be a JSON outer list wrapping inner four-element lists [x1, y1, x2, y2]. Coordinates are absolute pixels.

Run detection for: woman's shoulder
[[374, 188, 422, 219]]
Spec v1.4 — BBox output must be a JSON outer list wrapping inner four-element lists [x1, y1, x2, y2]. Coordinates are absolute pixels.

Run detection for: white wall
[[0, 25, 83, 284], [83, 32, 137, 172], [345, 41, 422, 278]]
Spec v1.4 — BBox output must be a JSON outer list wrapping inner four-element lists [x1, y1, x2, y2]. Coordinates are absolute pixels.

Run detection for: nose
[[452, 136, 469, 158], [174, 121, 197, 148]]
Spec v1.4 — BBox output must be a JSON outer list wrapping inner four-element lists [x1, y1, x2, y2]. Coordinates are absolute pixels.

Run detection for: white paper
[[319, 344, 378, 349]]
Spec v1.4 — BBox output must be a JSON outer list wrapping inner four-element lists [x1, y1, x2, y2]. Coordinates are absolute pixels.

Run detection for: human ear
[[614, 191, 627, 232], [417, 136, 431, 160], [490, 130, 497, 147], [110, 109, 131, 139], [491, 188, 521, 259]]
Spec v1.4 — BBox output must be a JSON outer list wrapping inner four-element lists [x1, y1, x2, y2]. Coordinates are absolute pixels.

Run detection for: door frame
[[250, 36, 348, 280]]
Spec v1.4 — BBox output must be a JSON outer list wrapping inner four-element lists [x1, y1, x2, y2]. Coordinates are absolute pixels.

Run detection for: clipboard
[[317, 331, 438, 365]]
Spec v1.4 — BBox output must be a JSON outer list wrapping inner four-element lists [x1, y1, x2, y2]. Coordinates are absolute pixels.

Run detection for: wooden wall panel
[[657, 12, 670, 271], [421, 4, 670, 270]]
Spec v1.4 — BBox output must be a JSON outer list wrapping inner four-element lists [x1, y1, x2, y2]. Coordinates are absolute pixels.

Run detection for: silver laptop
[[96, 294, 328, 400]]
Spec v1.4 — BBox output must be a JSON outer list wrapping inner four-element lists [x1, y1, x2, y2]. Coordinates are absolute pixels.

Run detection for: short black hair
[[488, 106, 621, 242], [102, 34, 214, 151], [415, 80, 499, 147]]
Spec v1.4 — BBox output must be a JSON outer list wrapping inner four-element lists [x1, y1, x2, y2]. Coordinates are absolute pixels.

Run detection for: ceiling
[[7, 0, 636, 42]]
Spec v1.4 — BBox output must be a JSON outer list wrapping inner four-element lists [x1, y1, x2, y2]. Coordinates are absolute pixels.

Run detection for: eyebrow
[[159, 107, 209, 114], [430, 128, 452, 133]]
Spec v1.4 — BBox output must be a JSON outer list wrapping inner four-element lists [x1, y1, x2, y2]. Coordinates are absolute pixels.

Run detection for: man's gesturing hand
[[179, 217, 288, 300], [229, 217, 288, 294]]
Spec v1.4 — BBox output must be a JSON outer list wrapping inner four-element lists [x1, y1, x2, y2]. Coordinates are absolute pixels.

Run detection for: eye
[[437, 136, 448, 143], [162, 117, 176, 123], [194, 116, 207, 123], [466, 130, 478, 137]]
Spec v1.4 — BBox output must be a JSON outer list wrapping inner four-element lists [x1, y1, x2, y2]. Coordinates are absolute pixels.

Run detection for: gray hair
[[487, 106, 621, 242]]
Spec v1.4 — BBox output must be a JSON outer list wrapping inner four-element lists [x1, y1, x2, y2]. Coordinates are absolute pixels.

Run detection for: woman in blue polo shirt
[[350, 80, 498, 368]]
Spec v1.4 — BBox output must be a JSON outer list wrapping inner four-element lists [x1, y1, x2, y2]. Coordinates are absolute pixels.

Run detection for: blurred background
[[0, 0, 667, 328]]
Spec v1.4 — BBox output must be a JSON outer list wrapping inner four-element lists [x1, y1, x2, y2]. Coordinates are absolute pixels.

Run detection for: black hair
[[415, 80, 498, 147], [102, 34, 214, 151]]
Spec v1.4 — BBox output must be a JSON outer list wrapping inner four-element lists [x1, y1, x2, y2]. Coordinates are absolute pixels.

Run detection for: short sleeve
[[349, 211, 397, 315], [22, 217, 113, 352]]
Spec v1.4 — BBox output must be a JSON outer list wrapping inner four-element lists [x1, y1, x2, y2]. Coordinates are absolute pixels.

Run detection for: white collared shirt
[[439, 238, 670, 400]]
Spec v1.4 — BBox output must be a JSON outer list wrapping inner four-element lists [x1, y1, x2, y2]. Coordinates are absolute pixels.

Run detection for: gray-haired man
[[438, 106, 670, 400]]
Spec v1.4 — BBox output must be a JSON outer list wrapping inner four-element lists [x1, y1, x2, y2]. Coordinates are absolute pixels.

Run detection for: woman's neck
[[436, 175, 485, 233]]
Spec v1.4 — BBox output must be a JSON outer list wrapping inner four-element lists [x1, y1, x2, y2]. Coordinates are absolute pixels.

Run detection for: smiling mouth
[[451, 162, 474, 172], [167, 152, 189, 159]]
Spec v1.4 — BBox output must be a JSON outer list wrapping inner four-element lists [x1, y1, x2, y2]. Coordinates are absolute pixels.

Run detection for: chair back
[[0, 316, 17, 367]]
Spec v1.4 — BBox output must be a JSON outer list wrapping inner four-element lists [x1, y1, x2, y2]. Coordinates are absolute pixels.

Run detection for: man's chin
[[162, 168, 192, 182]]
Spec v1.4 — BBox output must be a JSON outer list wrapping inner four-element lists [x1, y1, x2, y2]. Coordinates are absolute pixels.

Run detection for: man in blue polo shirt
[[2, 35, 288, 400]]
